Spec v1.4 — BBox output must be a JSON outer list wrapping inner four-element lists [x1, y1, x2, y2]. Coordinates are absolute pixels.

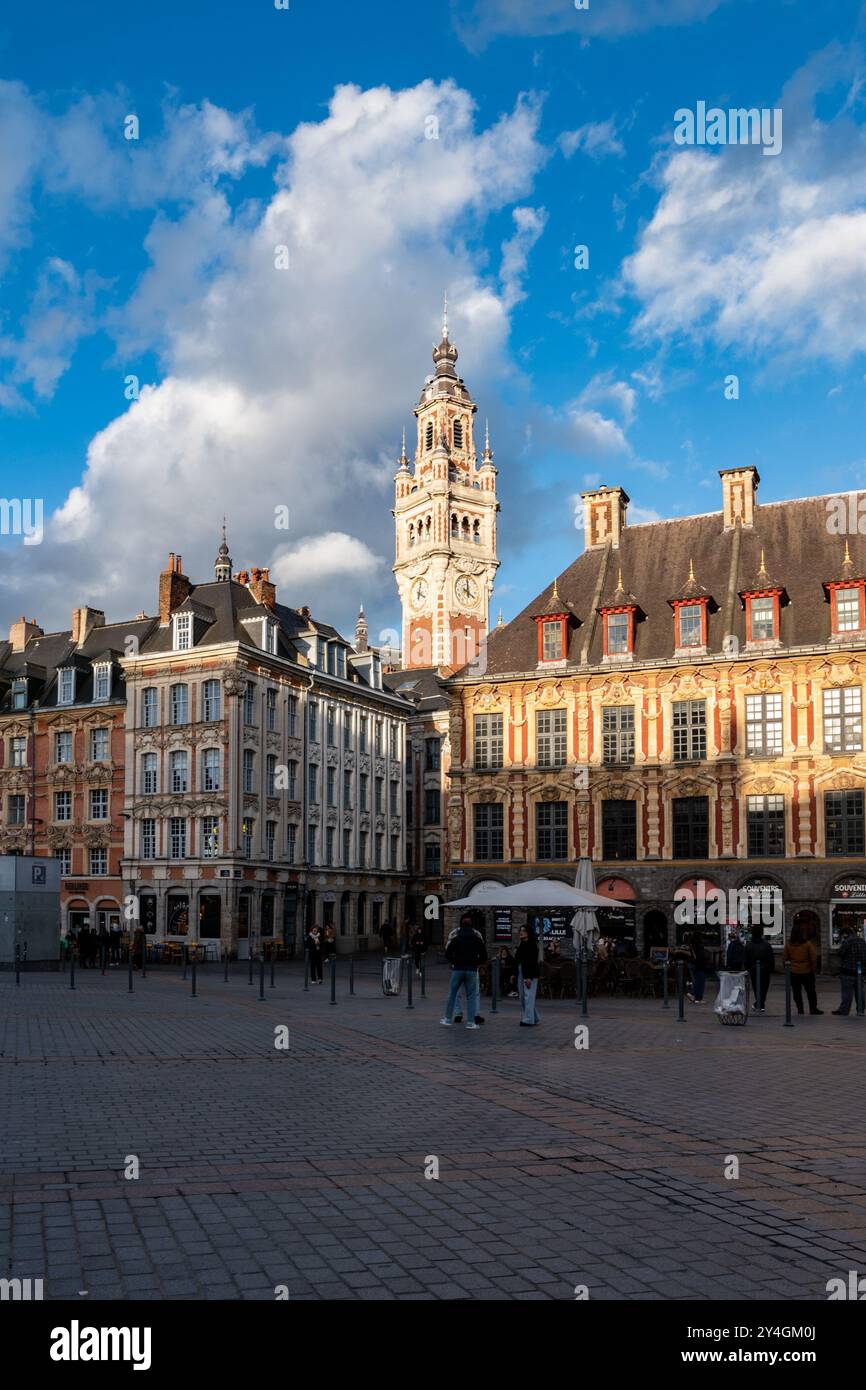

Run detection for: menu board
[[494, 909, 512, 943]]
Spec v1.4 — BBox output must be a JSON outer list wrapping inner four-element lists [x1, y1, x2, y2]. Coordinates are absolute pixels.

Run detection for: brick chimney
[[580, 485, 630, 550], [9, 616, 43, 652], [720, 467, 759, 530], [71, 606, 105, 648], [248, 566, 276, 609], [158, 553, 191, 626]]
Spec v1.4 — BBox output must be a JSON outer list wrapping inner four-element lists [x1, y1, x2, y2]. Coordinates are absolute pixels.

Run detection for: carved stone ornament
[[326, 748, 339, 768], [222, 668, 247, 698], [286, 737, 303, 761], [343, 750, 355, 771]]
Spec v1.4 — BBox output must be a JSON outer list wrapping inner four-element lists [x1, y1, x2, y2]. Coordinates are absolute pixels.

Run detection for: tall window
[[536, 709, 567, 768], [8, 794, 25, 825], [287, 823, 297, 864], [287, 695, 298, 737], [474, 713, 503, 770], [243, 818, 254, 859], [202, 816, 219, 858], [327, 767, 337, 807], [359, 716, 368, 753], [307, 824, 317, 865], [89, 788, 108, 820], [391, 835, 399, 869], [170, 684, 189, 726], [542, 621, 563, 661], [140, 819, 156, 860], [89, 848, 107, 876], [425, 737, 441, 771], [390, 782, 398, 816], [602, 706, 635, 765], [343, 714, 352, 750], [536, 802, 568, 860], [823, 687, 862, 755], [202, 748, 220, 791], [286, 760, 298, 799], [141, 753, 158, 794], [825, 790, 865, 856], [90, 728, 109, 761], [672, 701, 706, 761], [672, 796, 709, 858], [11, 680, 26, 710], [55, 791, 71, 822], [243, 682, 256, 726], [374, 833, 383, 868], [266, 688, 277, 731], [836, 588, 862, 633], [142, 687, 158, 728], [677, 605, 703, 648], [308, 764, 318, 803], [745, 693, 782, 757], [170, 750, 189, 794], [10, 737, 26, 768], [243, 749, 255, 794], [389, 724, 398, 759], [169, 818, 187, 859], [93, 663, 111, 701], [358, 772, 369, 811], [325, 827, 335, 866], [747, 794, 785, 856], [343, 769, 352, 806], [174, 613, 192, 651], [266, 821, 276, 862], [359, 829, 368, 866], [326, 706, 336, 745], [602, 800, 637, 860], [606, 612, 629, 655], [343, 827, 352, 866], [56, 847, 71, 876], [374, 778, 384, 814], [375, 720, 383, 756], [425, 841, 440, 875], [58, 668, 75, 705], [55, 731, 72, 763], [308, 701, 319, 741], [203, 679, 221, 722], [266, 754, 277, 797], [750, 596, 775, 642], [474, 803, 504, 860], [424, 789, 440, 825]]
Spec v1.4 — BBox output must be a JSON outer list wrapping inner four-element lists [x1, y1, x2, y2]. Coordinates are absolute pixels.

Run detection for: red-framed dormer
[[532, 578, 578, 664], [599, 568, 642, 659], [823, 541, 866, 639], [739, 550, 788, 647], [667, 559, 716, 654]]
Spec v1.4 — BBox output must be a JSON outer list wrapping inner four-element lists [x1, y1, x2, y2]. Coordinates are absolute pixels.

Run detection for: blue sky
[[2, 0, 866, 644]]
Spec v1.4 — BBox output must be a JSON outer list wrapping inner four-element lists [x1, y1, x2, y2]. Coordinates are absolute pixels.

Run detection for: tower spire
[[442, 291, 448, 341], [214, 518, 232, 582]]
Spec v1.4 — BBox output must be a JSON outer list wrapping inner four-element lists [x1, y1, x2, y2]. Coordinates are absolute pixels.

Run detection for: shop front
[[736, 877, 784, 950], [593, 876, 637, 948], [830, 876, 866, 948]]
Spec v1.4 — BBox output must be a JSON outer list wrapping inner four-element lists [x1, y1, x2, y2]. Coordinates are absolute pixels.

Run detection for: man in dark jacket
[[726, 928, 746, 971], [832, 926, 866, 1015], [441, 915, 487, 1030], [744, 927, 775, 1012]]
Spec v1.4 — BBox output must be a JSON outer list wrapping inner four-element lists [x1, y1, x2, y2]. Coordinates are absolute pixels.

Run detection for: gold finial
[[617, 566, 623, 591], [552, 576, 559, 600], [443, 291, 448, 340], [844, 539, 852, 566], [758, 548, 767, 576], [497, 608, 503, 628], [687, 556, 695, 585], [485, 418, 490, 451]]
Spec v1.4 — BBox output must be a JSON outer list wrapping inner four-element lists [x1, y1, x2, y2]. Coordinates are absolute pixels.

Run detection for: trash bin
[[382, 956, 403, 997], [714, 970, 750, 1026]]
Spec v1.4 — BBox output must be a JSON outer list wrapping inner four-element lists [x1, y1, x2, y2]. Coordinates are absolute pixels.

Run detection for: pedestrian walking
[[306, 925, 324, 983], [109, 919, 122, 967], [686, 928, 709, 1003], [398, 918, 412, 959], [380, 918, 394, 956], [131, 926, 145, 971], [440, 914, 486, 1030], [725, 927, 746, 971], [744, 925, 774, 1012], [832, 924, 866, 1016], [323, 924, 337, 961], [410, 925, 427, 976], [515, 924, 540, 1027], [98, 925, 110, 974], [784, 923, 822, 1015]]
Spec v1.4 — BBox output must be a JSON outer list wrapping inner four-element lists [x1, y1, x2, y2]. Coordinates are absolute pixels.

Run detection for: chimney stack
[[719, 467, 759, 530], [9, 616, 43, 652], [158, 552, 191, 626], [580, 485, 630, 550], [248, 566, 276, 609], [71, 607, 105, 648]]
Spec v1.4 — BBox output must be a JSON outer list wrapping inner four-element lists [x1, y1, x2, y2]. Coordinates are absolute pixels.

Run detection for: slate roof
[[473, 495, 863, 678], [0, 617, 157, 711], [384, 666, 451, 713]]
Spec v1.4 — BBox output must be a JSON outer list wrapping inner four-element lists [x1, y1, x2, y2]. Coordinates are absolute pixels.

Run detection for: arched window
[[425, 515, 432, 537], [453, 419, 463, 450], [425, 421, 434, 450], [451, 513, 458, 538], [461, 516, 470, 541], [408, 524, 415, 548], [473, 519, 481, 545]]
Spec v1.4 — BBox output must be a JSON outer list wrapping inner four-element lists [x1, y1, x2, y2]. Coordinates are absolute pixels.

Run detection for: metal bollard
[[141, 945, 146, 980], [270, 955, 276, 989], [182, 944, 188, 981], [858, 962, 864, 1018], [191, 953, 197, 998], [676, 959, 685, 1022], [756, 961, 762, 1015], [223, 948, 229, 982], [581, 947, 588, 1018], [15, 944, 20, 987], [69, 949, 76, 990], [783, 960, 794, 1027], [491, 958, 499, 1014], [421, 956, 426, 999], [128, 950, 134, 994], [304, 949, 310, 992], [248, 947, 254, 985], [259, 953, 265, 1001], [662, 957, 669, 1009], [329, 953, 337, 1005], [406, 957, 414, 1010], [349, 955, 355, 996]]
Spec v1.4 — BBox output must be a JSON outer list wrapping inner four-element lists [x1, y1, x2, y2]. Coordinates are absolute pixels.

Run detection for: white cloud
[[559, 119, 624, 161], [500, 205, 547, 309], [1, 80, 546, 636], [0, 258, 107, 398], [453, 0, 730, 50], [622, 45, 866, 365]]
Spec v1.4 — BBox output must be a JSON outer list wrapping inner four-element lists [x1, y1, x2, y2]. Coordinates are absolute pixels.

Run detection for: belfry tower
[[393, 302, 499, 669]]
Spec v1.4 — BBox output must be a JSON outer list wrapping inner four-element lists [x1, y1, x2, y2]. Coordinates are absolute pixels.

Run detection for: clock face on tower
[[455, 576, 479, 607], [411, 578, 429, 608]]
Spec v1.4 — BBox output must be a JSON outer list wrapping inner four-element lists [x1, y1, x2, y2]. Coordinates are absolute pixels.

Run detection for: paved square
[[1, 961, 865, 1300]]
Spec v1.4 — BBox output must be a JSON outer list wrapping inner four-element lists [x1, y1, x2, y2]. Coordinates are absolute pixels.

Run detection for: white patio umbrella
[[571, 857, 600, 957], [445, 877, 613, 910]]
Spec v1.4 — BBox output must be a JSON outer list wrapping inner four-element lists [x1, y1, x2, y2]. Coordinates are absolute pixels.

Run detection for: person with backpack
[[440, 914, 487, 1030], [784, 923, 822, 1015], [515, 923, 541, 1027], [832, 924, 866, 1016], [744, 925, 775, 1012], [725, 927, 746, 971]]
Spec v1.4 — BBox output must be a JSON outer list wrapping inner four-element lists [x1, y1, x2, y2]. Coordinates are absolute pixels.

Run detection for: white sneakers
[[439, 1018, 452, 1026]]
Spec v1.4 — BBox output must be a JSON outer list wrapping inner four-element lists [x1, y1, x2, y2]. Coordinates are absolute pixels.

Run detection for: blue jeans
[[519, 969, 539, 1024], [445, 969, 478, 1023]]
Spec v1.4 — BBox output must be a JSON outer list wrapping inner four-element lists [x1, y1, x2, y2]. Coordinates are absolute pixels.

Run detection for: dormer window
[[749, 595, 775, 642], [93, 663, 111, 702], [532, 579, 577, 665], [11, 679, 27, 710], [174, 613, 192, 651], [678, 604, 703, 648], [835, 586, 864, 633], [740, 552, 786, 647], [58, 668, 75, 706], [606, 612, 630, 655], [336, 646, 346, 679], [542, 621, 563, 661], [264, 620, 277, 655]]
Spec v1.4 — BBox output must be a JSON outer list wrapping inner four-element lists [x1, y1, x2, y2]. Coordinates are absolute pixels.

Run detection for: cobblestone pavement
[[1, 961, 865, 1300]]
